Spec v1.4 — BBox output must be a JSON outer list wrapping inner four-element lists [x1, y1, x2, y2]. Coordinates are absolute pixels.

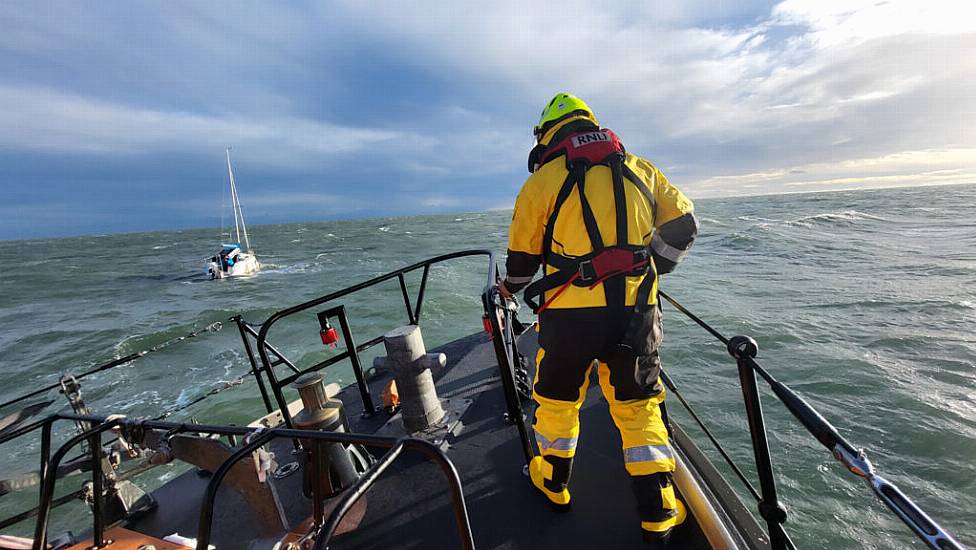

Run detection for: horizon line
[[2, 180, 973, 243]]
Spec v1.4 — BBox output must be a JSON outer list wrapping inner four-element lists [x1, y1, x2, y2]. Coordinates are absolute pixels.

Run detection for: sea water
[[0, 184, 973, 547]]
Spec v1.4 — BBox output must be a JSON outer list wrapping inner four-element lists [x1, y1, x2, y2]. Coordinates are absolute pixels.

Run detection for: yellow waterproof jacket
[[504, 121, 697, 310]]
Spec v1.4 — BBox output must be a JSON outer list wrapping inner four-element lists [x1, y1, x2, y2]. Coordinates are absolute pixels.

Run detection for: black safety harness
[[522, 128, 658, 313]]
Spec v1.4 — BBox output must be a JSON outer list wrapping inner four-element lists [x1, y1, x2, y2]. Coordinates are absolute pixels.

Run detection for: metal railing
[[0, 250, 499, 548], [656, 290, 964, 550], [248, 250, 495, 428], [481, 286, 534, 468], [1, 413, 475, 550]]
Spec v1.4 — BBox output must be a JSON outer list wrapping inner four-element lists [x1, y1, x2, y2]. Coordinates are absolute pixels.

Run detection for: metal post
[[89, 432, 106, 548], [196, 430, 276, 550], [732, 337, 791, 550], [334, 307, 376, 416], [257, 341, 295, 428], [484, 291, 533, 468], [33, 419, 122, 550], [38, 421, 52, 509], [397, 273, 416, 325], [311, 440, 324, 526], [234, 317, 274, 413], [414, 264, 431, 323], [314, 442, 406, 549]]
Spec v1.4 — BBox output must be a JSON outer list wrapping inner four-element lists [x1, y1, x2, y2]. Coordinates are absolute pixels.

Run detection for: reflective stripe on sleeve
[[623, 444, 675, 464], [535, 432, 578, 452], [651, 233, 691, 264], [505, 275, 534, 284]]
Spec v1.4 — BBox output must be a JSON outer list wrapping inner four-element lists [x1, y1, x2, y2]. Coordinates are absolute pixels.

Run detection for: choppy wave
[[1, 185, 975, 545], [791, 209, 887, 225]]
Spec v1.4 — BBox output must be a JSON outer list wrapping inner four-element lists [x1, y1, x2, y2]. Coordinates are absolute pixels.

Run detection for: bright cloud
[[0, 1, 973, 238]]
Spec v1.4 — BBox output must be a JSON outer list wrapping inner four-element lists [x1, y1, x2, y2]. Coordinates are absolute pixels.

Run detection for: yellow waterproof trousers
[[530, 306, 685, 539]]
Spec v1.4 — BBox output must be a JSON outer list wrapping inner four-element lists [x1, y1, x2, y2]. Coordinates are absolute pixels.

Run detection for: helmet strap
[[527, 143, 548, 173]]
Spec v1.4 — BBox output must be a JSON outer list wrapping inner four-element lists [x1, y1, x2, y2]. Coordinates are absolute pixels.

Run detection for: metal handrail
[[310, 436, 474, 550], [252, 250, 495, 428], [0, 251, 497, 536], [657, 290, 964, 550], [481, 286, 534, 468], [16, 413, 475, 550]]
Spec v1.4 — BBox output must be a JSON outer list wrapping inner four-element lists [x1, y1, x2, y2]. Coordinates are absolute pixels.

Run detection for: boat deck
[[125, 329, 764, 549]]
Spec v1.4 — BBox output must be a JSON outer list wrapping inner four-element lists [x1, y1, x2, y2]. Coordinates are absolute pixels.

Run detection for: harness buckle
[[578, 260, 597, 282], [631, 249, 650, 274]]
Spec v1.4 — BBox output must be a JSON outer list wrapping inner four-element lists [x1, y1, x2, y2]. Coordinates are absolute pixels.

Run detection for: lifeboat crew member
[[499, 93, 698, 545]]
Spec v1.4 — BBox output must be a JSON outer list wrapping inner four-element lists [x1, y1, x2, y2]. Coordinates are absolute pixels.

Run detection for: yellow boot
[[640, 497, 687, 546], [528, 456, 572, 511]]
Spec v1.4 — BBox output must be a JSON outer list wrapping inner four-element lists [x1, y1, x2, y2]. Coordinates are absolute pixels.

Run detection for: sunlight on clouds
[[692, 148, 976, 197], [333, 0, 975, 197], [772, 0, 976, 46]]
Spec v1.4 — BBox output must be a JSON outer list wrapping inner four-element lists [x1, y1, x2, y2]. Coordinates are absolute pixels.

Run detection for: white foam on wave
[[378, 226, 391, 232], [746, 209, 888, 231], [794, 210, 887, 224], [174, 388, 193, 408], [263, 262, 324, 275]]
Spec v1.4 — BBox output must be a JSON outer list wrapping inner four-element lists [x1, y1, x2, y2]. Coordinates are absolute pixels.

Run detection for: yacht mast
[[225, 149, 251, 250]]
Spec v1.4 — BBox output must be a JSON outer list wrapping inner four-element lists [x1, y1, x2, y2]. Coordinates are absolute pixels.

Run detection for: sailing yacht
[[205, 148, 260, 279]]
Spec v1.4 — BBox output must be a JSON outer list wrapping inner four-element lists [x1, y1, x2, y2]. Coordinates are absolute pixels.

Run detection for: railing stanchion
[[414, 263, 431, 323], [234, 316, 274, 414], [482, 280, 534, 469], [38, 421, 52, 509], [89, 431, 107, 548], [398, 273, 416, 325], [732, 337, 791, 550], [335, 306, 376, 416]]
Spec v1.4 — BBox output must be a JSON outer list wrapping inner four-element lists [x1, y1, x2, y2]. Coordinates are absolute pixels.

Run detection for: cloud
[[417, 194, 465, 208], [328, 1, 976, 182], [0, 85, 401, 165], [691, 148, 976, 197], [0, 1, 974, 238]]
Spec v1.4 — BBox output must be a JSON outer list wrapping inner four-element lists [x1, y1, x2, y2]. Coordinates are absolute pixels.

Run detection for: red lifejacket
[[538, 128, 626, 169]]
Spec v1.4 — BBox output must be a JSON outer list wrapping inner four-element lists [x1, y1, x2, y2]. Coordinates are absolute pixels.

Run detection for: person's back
[[501, 93, 698, 547]]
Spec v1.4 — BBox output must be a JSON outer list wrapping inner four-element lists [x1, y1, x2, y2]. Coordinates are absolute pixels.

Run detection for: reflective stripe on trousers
[[536, 432, 579, 452], [624, 444, 674, 465]]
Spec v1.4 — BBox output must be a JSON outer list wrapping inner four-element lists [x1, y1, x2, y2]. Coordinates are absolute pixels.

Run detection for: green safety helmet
[[533, 93, 598, 141]]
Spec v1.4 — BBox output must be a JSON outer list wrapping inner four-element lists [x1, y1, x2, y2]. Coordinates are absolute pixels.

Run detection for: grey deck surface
[[330, 330, 710, 550], [127, 331, 713, 549]]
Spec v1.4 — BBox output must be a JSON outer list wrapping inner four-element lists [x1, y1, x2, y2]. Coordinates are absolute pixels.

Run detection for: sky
[[1, 1, 974, 239]]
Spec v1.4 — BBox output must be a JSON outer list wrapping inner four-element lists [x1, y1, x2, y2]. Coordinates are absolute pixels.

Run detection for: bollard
[[373, 325, 446, 432], [292, 373, 359, 498]]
